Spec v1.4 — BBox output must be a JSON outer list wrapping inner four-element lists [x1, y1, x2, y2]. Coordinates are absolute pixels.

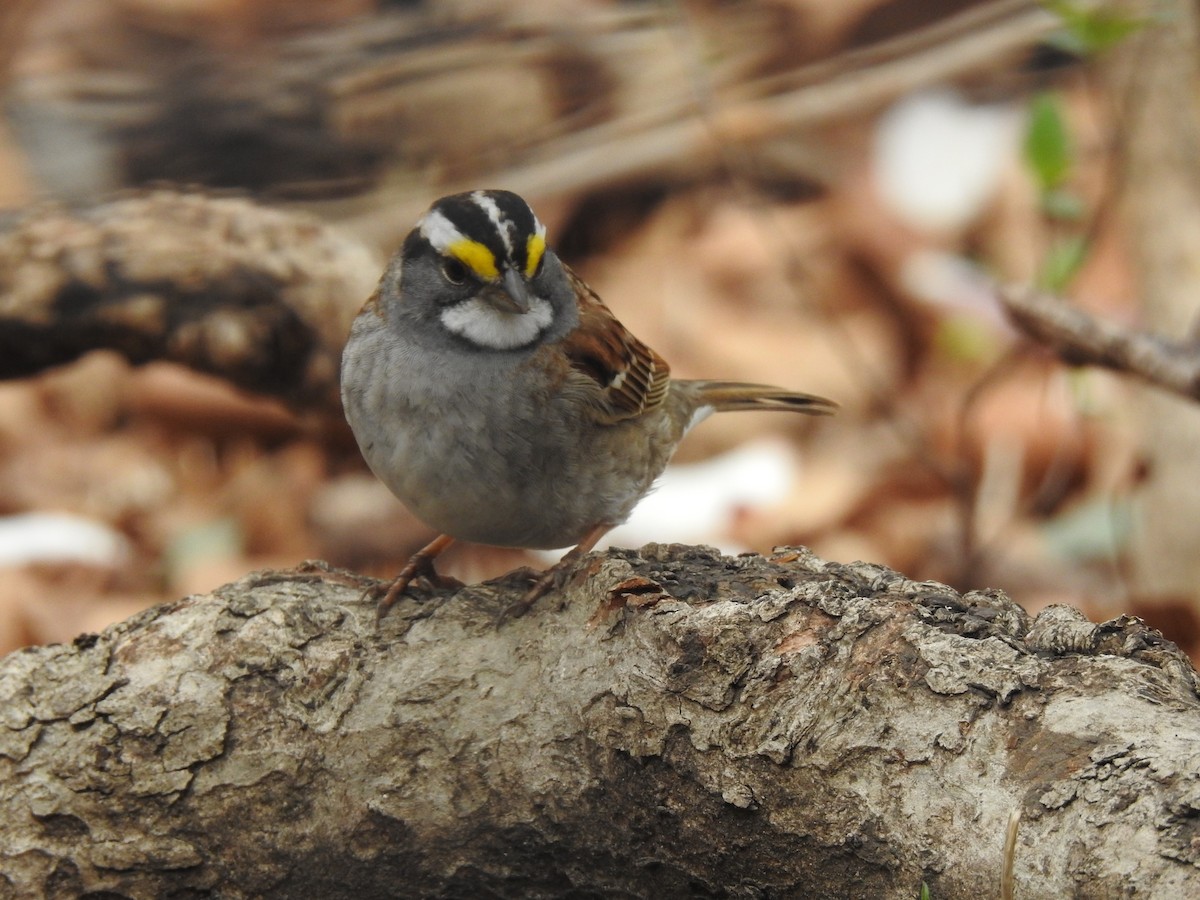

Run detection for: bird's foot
[[374, 535, 459, 622], [495, 524, 614, 625], [497, 562, 572, 624]]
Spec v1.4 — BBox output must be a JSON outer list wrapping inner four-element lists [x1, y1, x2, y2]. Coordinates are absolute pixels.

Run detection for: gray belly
[[353, 390, 678, 549], [341, 321, 690, 549]]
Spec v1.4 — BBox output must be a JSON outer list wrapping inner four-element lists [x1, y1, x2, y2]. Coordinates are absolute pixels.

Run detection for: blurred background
[[2, 0, 1197, 661]]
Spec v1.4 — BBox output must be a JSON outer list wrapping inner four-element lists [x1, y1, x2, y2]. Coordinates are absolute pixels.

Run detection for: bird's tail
[[689, 380, 838, 416]]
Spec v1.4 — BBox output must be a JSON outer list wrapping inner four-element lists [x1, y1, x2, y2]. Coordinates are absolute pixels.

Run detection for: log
[[0, 191, 377, 414], [1, 544, 1197, 898]]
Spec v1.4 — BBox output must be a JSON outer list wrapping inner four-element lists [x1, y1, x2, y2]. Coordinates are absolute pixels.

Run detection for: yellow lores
[[447, 239, 499, 280], [525, 233, 546, 278]]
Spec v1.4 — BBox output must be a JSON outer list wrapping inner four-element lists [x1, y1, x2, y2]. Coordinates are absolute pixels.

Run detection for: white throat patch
[[440, 296, 554, 350]]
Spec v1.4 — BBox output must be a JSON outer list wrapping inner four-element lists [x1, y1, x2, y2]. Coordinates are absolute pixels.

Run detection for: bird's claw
[[495, 561, 574, 624], [374, 562, 462, 622]]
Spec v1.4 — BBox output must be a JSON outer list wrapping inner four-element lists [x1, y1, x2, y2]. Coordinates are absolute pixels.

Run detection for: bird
[[339, 189, 836, 621]]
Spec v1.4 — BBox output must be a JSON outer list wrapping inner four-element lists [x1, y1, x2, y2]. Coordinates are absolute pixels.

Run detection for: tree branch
[[1000, 283, 1200, 401], [0, 190, 377, 413], [1, 545, 1196, 898]]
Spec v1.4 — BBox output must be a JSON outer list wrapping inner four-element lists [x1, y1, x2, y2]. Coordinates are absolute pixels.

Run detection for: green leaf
[[1042, 0, 1146, 56], [1038, 234, 1090, 292], [919, 882, 932, 900], [1024, 92, 1072, 192]]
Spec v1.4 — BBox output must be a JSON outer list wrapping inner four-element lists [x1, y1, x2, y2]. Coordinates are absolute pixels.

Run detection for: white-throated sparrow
[[340, 190, 836, 620]]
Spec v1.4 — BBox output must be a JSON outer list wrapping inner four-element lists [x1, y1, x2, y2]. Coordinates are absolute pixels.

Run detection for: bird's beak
[[483, 268, 533, 314]]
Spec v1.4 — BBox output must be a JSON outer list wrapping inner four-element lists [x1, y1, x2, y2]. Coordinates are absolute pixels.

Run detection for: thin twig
[[999, 283, 1200, 402]]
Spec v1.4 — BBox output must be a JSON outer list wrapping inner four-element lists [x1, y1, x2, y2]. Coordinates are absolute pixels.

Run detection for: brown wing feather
[[555, 263, 670, 423]]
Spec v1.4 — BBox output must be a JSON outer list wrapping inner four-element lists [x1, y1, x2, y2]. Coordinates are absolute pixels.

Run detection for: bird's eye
[[441, 258, 469, 285]]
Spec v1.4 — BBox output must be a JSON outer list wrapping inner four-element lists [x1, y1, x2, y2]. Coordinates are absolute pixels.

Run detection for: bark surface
[[1, 545, 1198, 899]]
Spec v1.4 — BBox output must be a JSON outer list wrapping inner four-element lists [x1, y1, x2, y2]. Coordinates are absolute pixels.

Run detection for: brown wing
[[554, 263, 671, 424]]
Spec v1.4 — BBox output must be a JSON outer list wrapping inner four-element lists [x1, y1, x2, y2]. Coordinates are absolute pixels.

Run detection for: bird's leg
[[500, 523, 612, 622], [376, 533, 459, 622]]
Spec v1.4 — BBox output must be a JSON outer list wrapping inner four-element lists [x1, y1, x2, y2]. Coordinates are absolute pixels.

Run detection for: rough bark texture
[[1, 544, 1198, 899]]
